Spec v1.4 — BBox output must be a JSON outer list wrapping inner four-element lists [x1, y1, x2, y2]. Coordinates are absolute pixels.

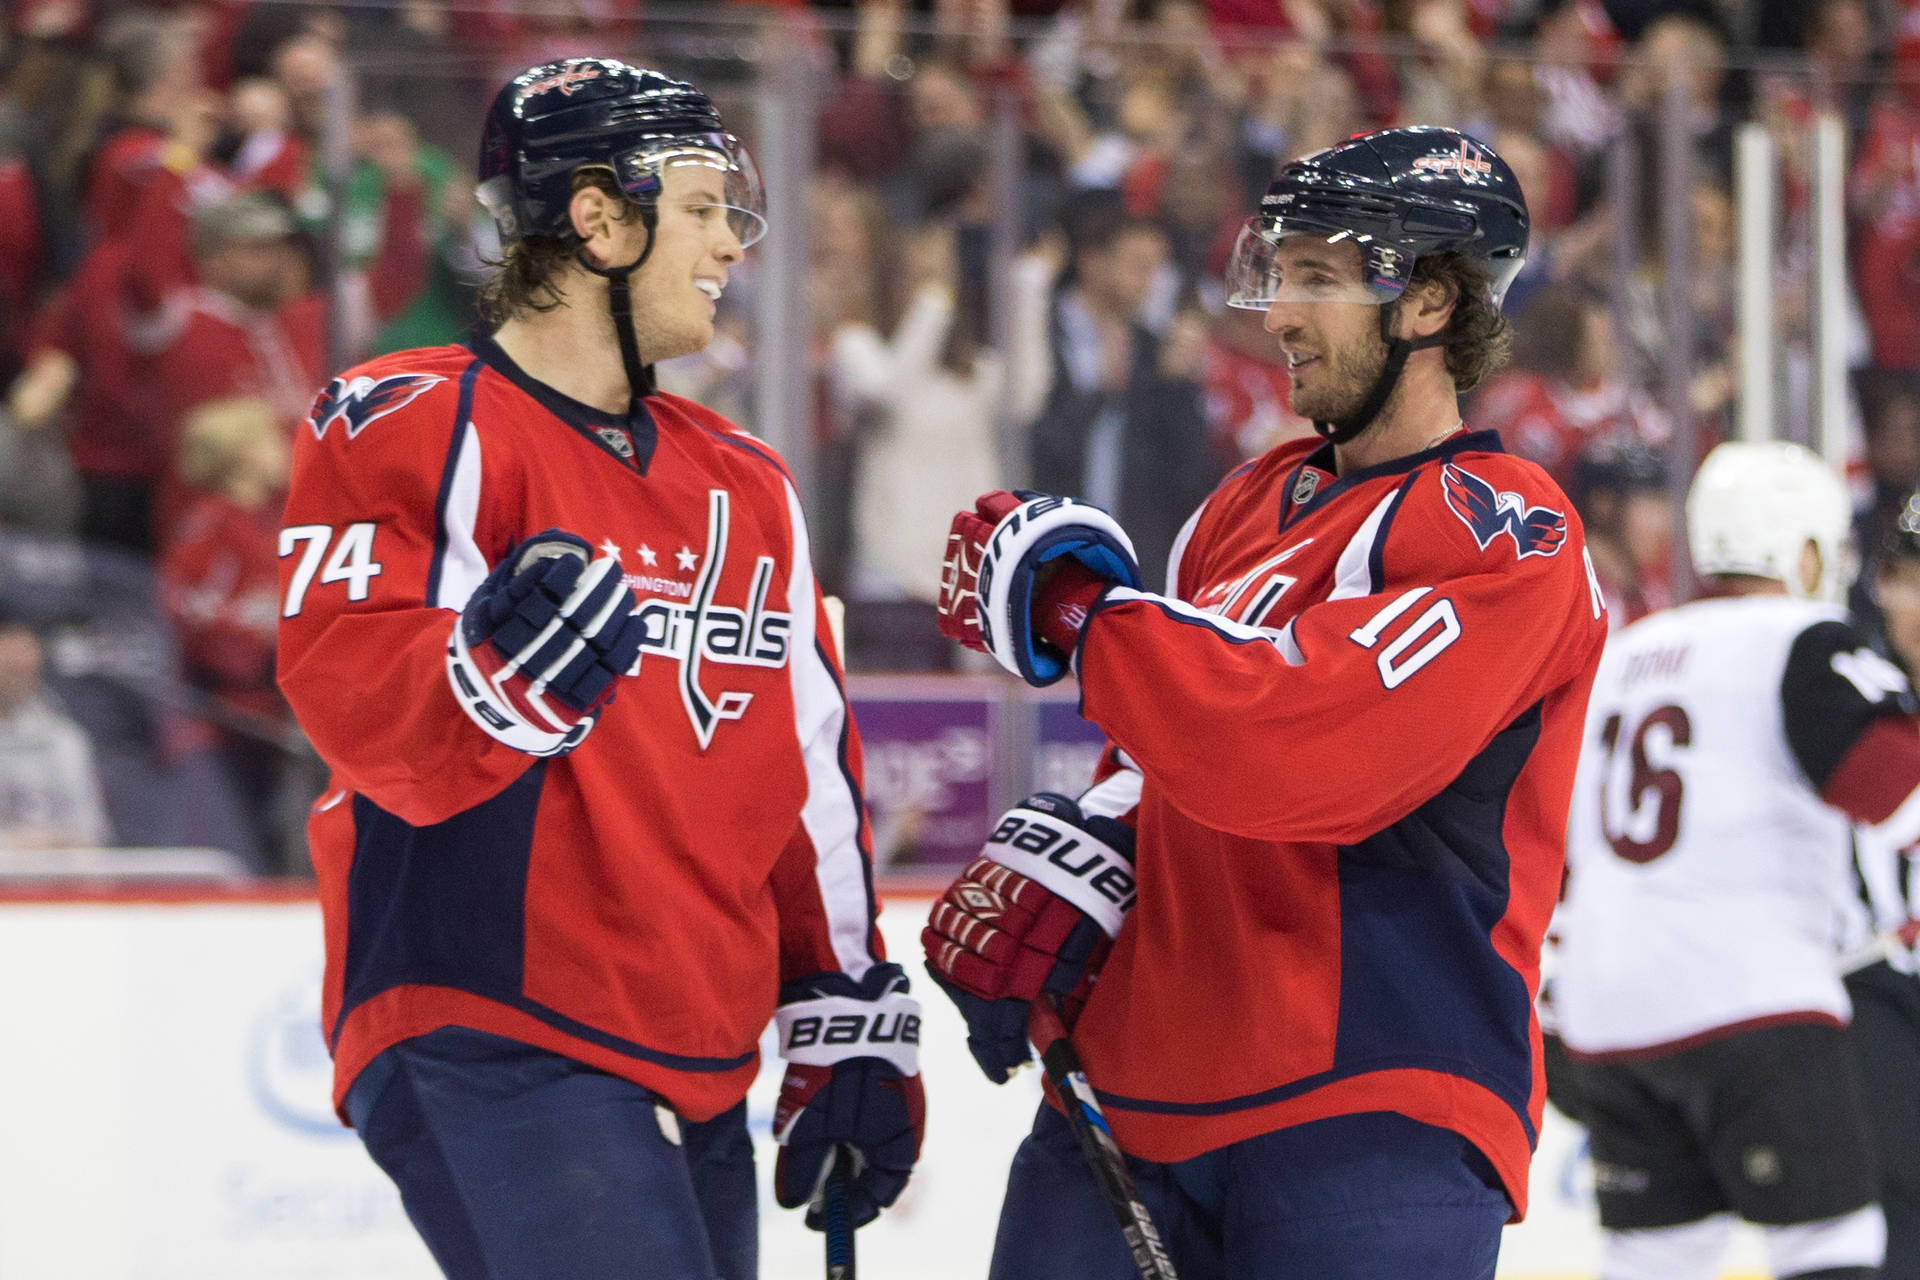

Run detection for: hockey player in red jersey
[[275, 59, 921, 1280], [925, 127, 1608, 1279]]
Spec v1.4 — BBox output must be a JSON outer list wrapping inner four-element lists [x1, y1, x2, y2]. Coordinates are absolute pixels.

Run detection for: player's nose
[[1263, 298, 1303, 338]]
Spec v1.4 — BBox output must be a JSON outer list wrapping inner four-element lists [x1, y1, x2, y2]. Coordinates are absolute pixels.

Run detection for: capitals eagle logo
[[1441, 463, 1568, 559], [307, 373, 444, 441]]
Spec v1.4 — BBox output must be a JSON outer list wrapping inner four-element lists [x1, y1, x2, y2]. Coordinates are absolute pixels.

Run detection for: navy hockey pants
[[988, 1106, 1511, 1280], [344, 1026, 756, 1280]]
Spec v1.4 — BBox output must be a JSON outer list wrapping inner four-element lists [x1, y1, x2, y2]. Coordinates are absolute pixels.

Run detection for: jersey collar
[[1281, 427, 1505, 531], [464, 329, 659, 475]]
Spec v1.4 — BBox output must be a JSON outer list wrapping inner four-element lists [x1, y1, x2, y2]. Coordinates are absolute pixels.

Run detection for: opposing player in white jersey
[[1842, 495, 1920, 1280], [1557, 441, 1920, 1280]]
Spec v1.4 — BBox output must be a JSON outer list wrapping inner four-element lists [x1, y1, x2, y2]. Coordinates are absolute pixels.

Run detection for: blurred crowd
[[4, 0, 1920, 872]]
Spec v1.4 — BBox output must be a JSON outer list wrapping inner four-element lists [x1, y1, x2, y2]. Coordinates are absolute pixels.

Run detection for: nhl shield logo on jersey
[[1441, 463, 1568, 559], [307, 373, 445, 441], [1291, 468, 1324, 506], [595, 425, 636, 459]]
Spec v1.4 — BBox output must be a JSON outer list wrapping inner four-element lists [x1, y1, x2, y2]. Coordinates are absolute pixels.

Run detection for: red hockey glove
[[935, 491, 1142, 687], [445, 529, 645, 757], [772, 963, 924, 1231], [922, 793, 1136, 1082], [935, 491, 1021, 653]]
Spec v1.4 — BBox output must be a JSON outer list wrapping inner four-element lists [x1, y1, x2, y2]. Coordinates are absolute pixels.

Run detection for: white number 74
[[280, 522, 383, 617]]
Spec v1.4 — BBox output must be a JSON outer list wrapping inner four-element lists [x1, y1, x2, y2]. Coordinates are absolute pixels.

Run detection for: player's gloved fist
[[773, 962, 924, 1231], [936, 490, 1021, 653], [923, 793, 1136, 1082], [445, 528, 645, 757], [936, 491, 1143, 687]]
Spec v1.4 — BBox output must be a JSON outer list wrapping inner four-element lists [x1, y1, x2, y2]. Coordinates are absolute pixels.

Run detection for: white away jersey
[[1557, 594, 1920, 1056]]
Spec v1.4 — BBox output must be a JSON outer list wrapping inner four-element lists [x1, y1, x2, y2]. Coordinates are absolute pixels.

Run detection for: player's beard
[[1289, 325, 1390, 425]]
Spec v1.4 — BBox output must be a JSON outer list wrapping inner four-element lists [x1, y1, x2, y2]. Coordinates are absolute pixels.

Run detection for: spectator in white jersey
[[0, 613, 110, 851], [1848, 494, 1920, 1280], [1556, 441, 1920, 1280]]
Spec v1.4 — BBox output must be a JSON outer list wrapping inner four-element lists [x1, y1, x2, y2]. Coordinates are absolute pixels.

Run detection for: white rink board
[[0, 898, 1766, 1280]]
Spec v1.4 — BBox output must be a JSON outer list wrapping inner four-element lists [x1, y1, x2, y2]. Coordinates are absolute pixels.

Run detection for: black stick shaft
[[1028, 996, 1180, 1280], [823, 1145, 856, 1280]]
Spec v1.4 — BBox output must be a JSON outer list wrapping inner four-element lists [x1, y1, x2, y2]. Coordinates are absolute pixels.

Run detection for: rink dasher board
[[0, 893, 1768, 1279]]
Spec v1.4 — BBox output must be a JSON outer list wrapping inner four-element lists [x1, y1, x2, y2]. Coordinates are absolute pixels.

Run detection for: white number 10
[[280, 522, 383, 617], [1349, 586, 1463, 689]]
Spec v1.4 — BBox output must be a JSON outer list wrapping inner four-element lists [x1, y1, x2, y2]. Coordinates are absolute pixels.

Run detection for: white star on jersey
[[637, 544, 657, 567], [599, 538, 621, 560], [676, 546, 697, 571]]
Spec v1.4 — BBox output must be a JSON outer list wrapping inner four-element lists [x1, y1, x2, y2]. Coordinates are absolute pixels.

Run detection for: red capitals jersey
[[1068, 428, 1607, 1218], [277, 333, 883, 1122], [163, 492, 286, 726]]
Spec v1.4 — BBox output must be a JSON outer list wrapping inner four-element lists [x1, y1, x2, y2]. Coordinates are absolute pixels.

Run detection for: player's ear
[[1399, 274, 1458, 341], [569, 184, 617, 259], [1800, 540, 1824, 596]]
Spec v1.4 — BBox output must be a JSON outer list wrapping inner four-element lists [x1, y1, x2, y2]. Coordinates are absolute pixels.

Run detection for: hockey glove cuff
[[936, 491, 1141, 687], [923, 793, 1136, 1082], [772, 962, 925, 1231]]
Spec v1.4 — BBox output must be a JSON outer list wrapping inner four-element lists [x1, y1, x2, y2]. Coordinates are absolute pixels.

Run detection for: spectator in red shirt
[[1469, 281, 1669, 495], [9, 236, 158, 550], [79, 8, 214, 247], [161, 394, 294, 868], [1851, 95, 1920, 370], [1571, 439, 1675, 631], [129, 181, 425, 540], [0, 143, 45, 387]]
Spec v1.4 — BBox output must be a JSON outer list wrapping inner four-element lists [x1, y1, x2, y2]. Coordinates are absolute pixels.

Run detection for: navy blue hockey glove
[[773, 962, 924, 1230], [923, 793, 1136, 1082], [445, 528, 645, 757], [936, 490, 1142, 687]]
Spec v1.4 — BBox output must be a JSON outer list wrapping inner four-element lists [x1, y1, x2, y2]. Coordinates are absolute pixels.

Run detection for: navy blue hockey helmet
[[476, 58, 766, 249], [1226, 126, 1529, 312]]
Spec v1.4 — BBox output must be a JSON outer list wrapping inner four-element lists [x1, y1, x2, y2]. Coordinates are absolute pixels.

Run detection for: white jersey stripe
[[434, 423, 488, 611], [1079, 766, 1144, 820], [1101, 587, 1302, 663], [784, 479, 875, 979], [1165, 499, 1209, 600], [1869, 783, 1920, 856], [1328, 491, 1399, 603]]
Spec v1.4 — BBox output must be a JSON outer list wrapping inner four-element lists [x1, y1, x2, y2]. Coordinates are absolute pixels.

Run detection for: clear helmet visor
[[613, 132, 768, 248], [1223, 218, 1406, 310]]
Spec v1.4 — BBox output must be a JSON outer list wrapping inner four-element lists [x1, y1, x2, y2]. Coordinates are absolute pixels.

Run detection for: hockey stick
[[823, 1144, 856, 1280], [1027, 994, 1180, 1280]]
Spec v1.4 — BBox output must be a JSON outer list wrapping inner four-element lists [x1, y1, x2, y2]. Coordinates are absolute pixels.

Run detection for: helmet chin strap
[[1312, 302, 1447, 446], [574, 205, 658, 402]]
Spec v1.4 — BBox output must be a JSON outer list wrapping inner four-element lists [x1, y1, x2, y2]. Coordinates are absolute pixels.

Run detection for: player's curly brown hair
[[1406, 252, 1513, 393], [476, 169, 642, 326]]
